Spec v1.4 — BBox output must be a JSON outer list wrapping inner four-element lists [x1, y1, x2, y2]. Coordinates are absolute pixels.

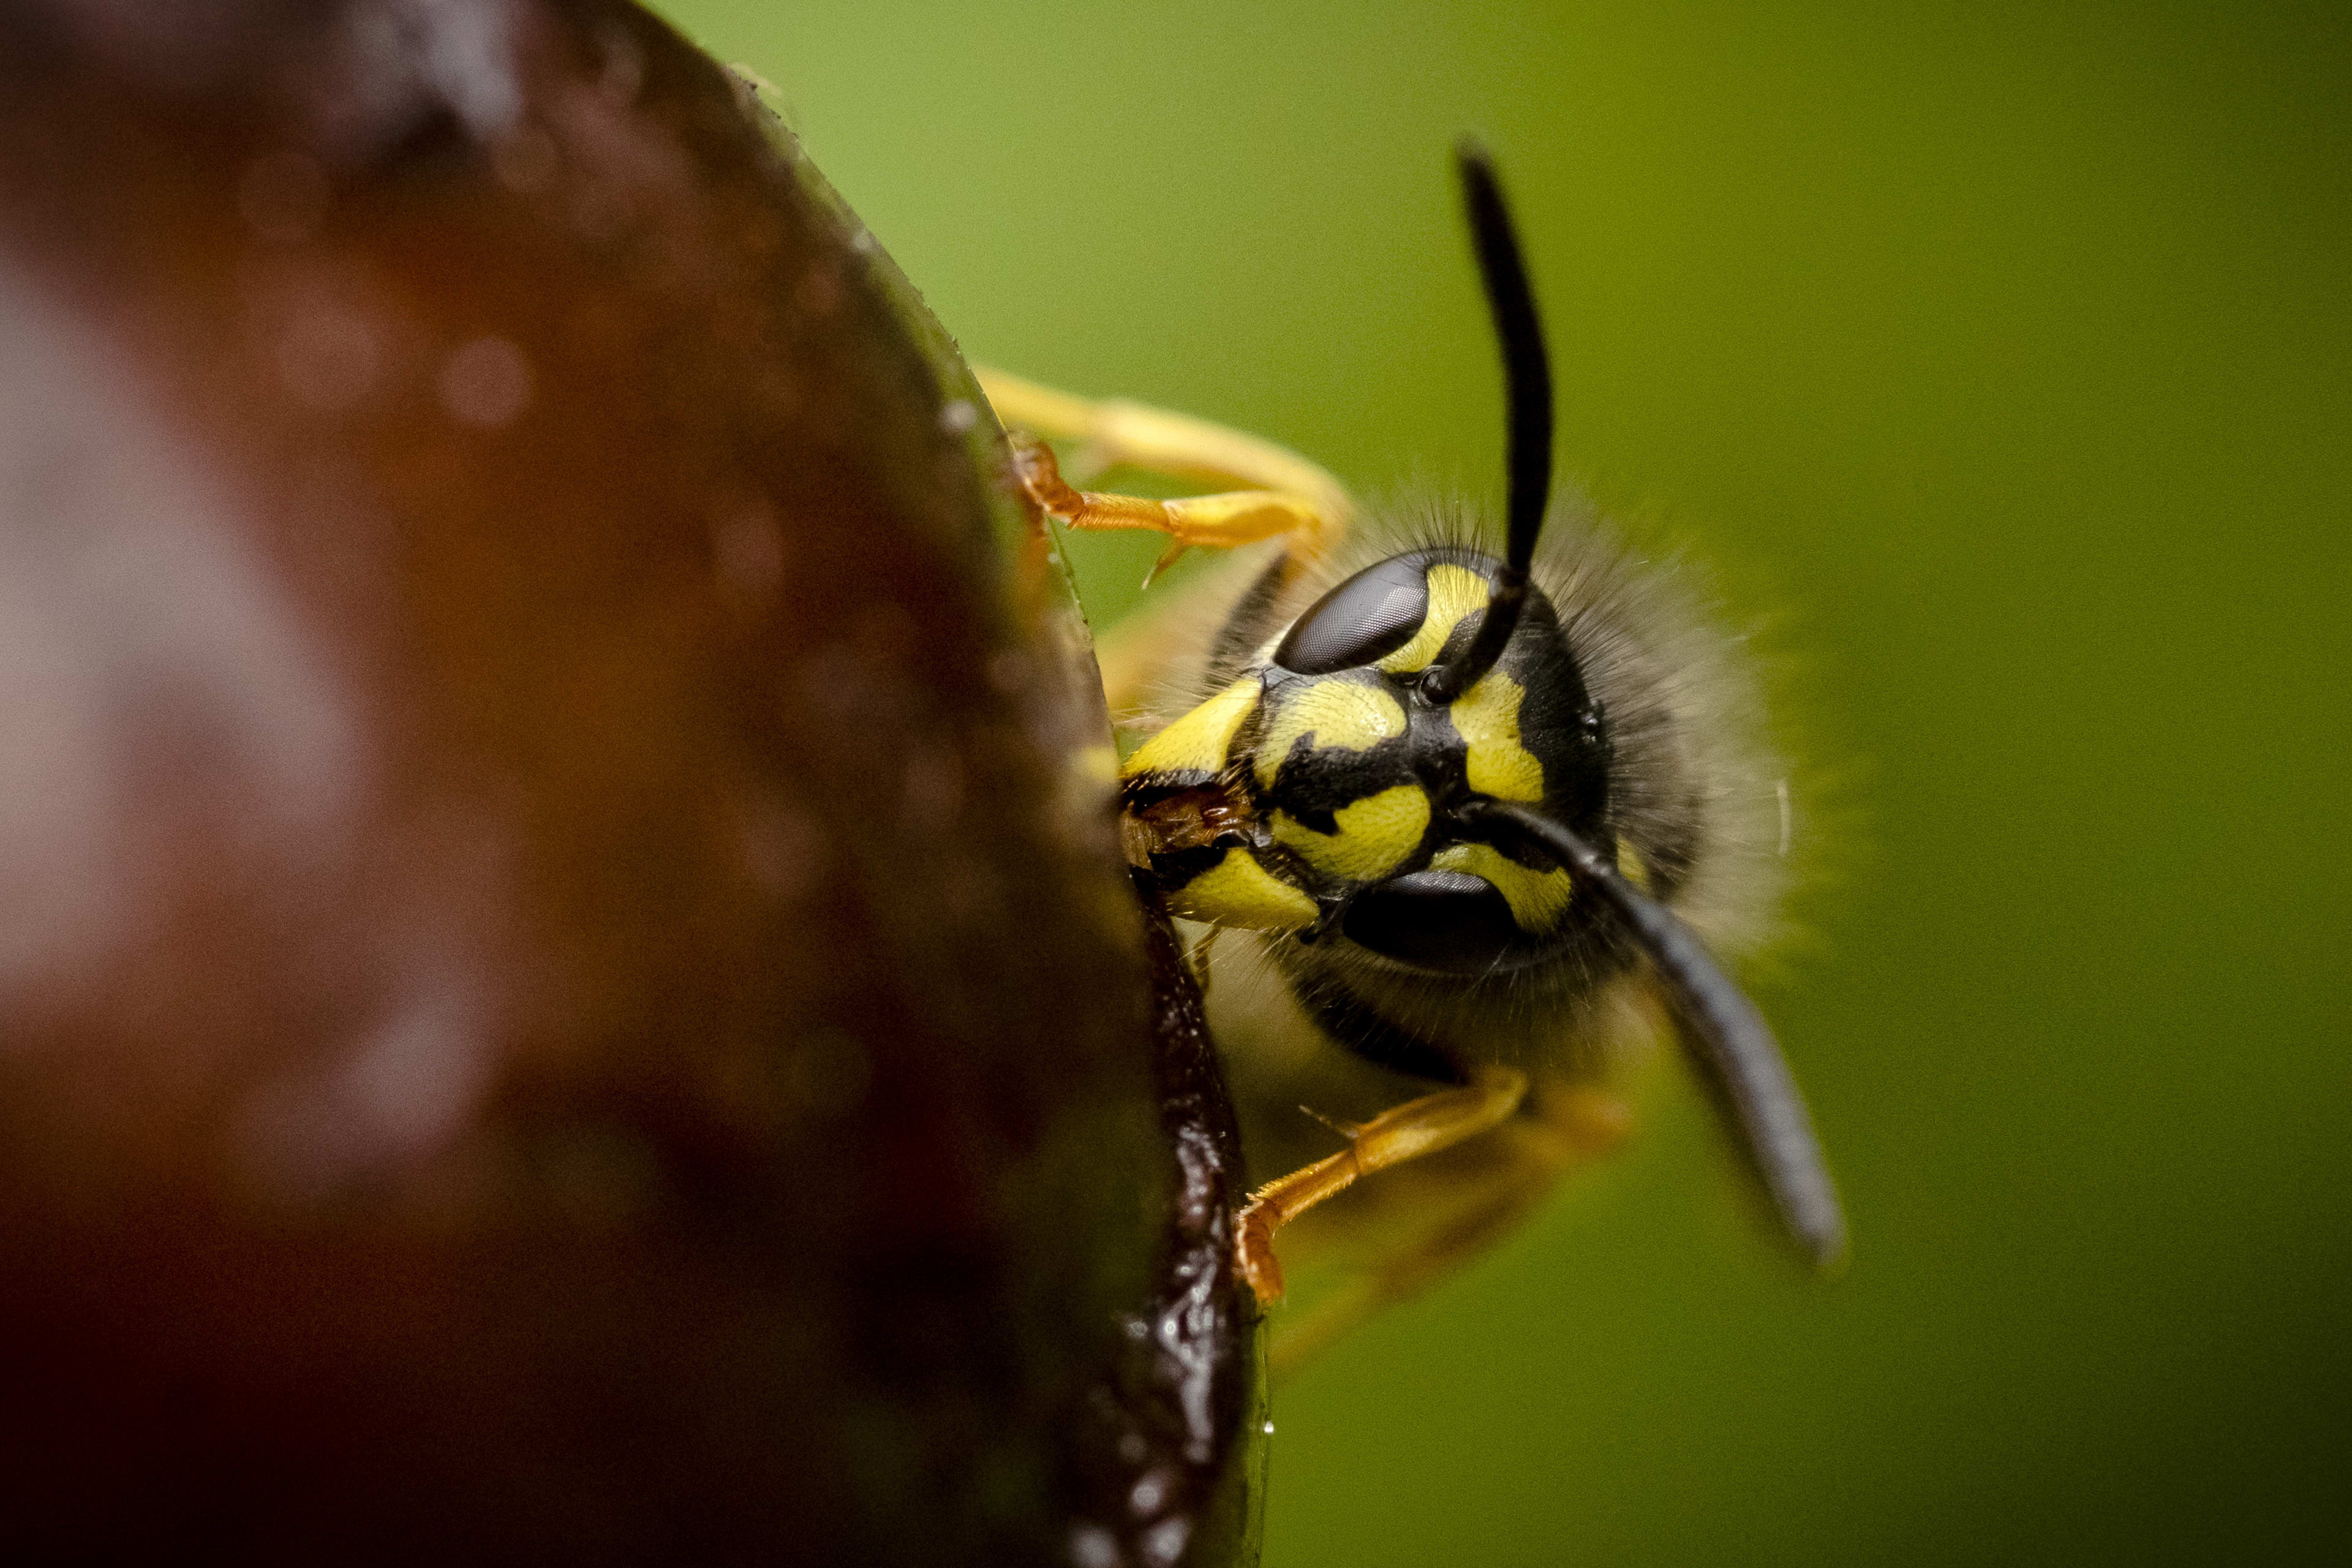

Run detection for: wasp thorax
[[1120, 548, 1615, 976]]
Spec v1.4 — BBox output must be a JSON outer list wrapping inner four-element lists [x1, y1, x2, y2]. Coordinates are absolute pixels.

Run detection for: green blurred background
[[662, 2, 2348, 1561]]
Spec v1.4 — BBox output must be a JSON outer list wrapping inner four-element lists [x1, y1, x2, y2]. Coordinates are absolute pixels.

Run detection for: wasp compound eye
[[1274, 555, 1431, 674], [1340, 869, 1525, 974]]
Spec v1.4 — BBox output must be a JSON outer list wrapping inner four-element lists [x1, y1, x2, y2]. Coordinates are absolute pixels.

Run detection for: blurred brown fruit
[[0, 2, 1259, 1561]]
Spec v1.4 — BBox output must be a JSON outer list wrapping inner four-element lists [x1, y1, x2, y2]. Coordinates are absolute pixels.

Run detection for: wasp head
[[1120, 545, 1615, 975]]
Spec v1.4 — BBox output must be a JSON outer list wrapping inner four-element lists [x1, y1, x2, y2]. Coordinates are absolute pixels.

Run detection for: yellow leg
[[1008, 432, 1341, 576], [1235, 1064, 1529, 1303], [979, 366, 1355, 533], [1266, 1081, 1634, 1375]]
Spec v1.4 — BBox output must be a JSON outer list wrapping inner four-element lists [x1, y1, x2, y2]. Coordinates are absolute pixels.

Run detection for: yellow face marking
[[1431, 841, 1576, 934], [1616, 841, 1653, 892], [1448, 671, 1546, 803], [1375, 564, 1490, 674], [1121, 677, 1261, 780], [1166, 847, 1320, 932], [1272, 784, 1431, 883], [1252, 677, 1406, 790]]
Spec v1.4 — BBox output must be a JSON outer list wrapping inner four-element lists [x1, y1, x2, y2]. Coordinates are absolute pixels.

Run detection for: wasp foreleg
[[1006, 432, 1338, 573], [1235, 1064, 1529, 1304], [1265, 1080, 1635, 1374], [979, 366, 1352, 544]]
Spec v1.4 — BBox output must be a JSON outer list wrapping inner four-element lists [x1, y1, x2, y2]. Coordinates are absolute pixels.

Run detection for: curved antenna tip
[[1461, 799, 1849, 1275]]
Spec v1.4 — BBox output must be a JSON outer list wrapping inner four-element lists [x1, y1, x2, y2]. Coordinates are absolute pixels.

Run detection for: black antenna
[[1463, 799, 1850, 1270], [1423, 141, 1553, 704]]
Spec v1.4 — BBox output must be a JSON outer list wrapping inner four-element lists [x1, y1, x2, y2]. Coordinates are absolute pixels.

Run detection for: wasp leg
[[984, 368, 1348, 708], [1265, 1079, 1634, 1375], [1006, 432, 1341, 575], [979, 366, 1354, 540], [1235, 1064, 1529, 1304]]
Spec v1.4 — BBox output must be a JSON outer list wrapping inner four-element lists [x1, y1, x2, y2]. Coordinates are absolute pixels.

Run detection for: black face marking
[[1341, 869, 1525, 974], [1273, 554, 1431, 674], [1252, 668, 1417, 827]]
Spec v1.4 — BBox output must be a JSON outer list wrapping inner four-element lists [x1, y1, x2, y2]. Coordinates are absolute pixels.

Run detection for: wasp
[[984, 145, 1844, 1367]]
